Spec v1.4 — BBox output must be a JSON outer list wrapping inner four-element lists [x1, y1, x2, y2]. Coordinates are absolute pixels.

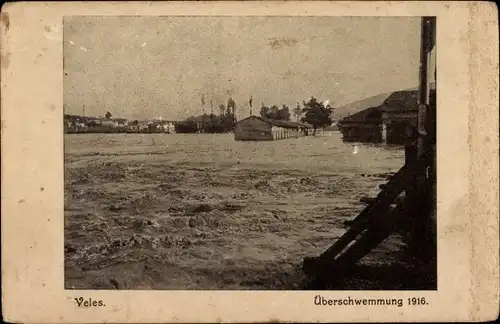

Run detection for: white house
[[113, 119, 129, 127], [75, 122, 87, 130]]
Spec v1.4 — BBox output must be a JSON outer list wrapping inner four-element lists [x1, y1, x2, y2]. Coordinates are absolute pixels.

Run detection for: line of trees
[[175, 102, 236, 134], [259, 98, 334, 135], [260, 104, 291, 121], [177, 96, 335, 135]]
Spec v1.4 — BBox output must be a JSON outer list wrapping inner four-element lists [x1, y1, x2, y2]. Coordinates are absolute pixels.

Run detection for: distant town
[[64, 96, 340, 135], [64, 113, 178, 134], [64, 85, 430, 144]]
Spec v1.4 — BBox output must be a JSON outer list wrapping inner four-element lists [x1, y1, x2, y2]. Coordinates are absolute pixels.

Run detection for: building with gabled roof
[[234, 116, 311, 141], [338, 107, 384, 143], [339, 84, 435, 145]]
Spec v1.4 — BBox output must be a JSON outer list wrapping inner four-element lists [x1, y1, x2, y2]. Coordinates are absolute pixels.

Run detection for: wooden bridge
[[302, 17, 437, 289]]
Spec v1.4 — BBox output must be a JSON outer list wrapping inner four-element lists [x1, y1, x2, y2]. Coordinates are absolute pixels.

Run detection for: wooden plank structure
[[302, 17, 437, 288]]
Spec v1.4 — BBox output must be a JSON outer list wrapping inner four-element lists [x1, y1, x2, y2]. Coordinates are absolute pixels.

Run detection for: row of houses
[[338, 84, 436, 145], [234, 116, 313, 141], [127, 120, 177, 133], [65, 117, 177, 134]]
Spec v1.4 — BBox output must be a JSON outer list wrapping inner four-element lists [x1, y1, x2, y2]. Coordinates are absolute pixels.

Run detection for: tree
[[175, 120, 198, 133], [278, 104, 291, 121], [260, 105, 270, 119], [293, 102, 302, 122], [219, 104, 226, 117], [105, 111, 112, 120], [232, 101, 237, 123], [148, 123, 157, 133], [270, 105, 280, 119], [227, 97, 235, 111], [301, 97, 333, 135], [325, 104, 335, 120], [227, 97, 237, 124], [260, 104, 292, 121]]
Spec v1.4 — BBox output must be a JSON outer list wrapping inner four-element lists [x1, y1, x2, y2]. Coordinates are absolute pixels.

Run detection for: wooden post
[[381, 121, 388, 143], [406, 16, 436, 265], [417, 17, 433, 157]]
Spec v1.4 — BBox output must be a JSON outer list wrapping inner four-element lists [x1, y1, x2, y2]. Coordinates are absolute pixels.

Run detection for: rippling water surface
[[65, 132, 406, 290], [65, 132, 404, 171]]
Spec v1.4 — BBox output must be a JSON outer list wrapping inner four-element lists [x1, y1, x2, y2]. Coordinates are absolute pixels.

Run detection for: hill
[[333, 82, 436, 120], [333, 92, 392, 120]]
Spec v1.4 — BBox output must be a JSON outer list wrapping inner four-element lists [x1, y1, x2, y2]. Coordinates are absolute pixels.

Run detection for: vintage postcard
[[1, 1, 498, 323]]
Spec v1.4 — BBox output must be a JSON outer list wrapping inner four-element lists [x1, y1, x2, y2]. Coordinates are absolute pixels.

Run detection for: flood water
[[64, 132, 407, 290]]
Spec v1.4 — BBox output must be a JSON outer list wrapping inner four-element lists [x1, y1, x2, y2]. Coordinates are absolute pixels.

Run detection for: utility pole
[[409, 16, 437, 265], [210, 99, 214, 132], [249, 95, 253, 116], [233, 101, 237, 125]]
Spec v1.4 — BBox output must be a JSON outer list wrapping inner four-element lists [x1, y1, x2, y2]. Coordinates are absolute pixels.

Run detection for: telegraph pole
[[249, 95, 253, 116], [210, 99, 214, 132], [409, 16, 437, 266]]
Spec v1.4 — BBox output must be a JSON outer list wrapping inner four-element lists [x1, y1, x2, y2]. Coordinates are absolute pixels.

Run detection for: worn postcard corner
[[0, 1, 499, 323]]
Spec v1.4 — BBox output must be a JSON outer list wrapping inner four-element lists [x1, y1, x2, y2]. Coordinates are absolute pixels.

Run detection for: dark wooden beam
[[318, 165, 410, 261]]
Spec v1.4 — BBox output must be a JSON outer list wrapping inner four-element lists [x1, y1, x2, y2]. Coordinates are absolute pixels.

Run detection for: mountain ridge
[[333, 85, 424, 119]]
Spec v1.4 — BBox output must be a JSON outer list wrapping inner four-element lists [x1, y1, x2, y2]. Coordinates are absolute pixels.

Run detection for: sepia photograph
[[63, 15, 437, 291], [2, 1, 499, 322]]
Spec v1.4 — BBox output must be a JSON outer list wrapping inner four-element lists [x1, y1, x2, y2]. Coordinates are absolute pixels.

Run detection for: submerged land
[[64, 132, 419, 290]]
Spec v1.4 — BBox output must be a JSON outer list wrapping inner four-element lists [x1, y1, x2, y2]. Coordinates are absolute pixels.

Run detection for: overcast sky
[[63, 16, 422, 120]]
